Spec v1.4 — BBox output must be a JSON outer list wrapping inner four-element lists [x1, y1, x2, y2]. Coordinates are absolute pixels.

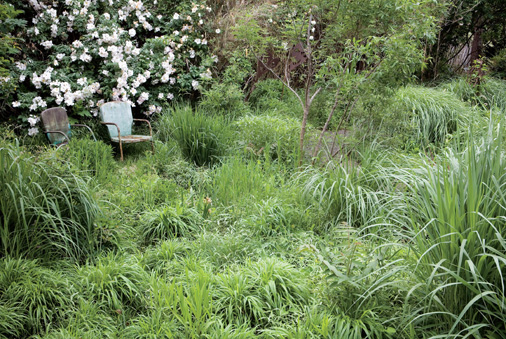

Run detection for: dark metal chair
[[99, 101, 154, 161], [41, 107, 96, 147]]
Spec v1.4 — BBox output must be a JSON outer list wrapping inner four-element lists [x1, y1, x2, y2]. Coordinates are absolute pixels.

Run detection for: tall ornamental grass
[[392, 86, 471, 147], [391, 126, 506, 336], [296, 148, 403, 233], [56, 138, 116, 183], [159, 104, 232, 166], [440, 77, 506, 113], [0, 141, 101, 261]]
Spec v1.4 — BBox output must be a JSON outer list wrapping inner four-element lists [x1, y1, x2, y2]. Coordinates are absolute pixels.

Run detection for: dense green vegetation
[[2, 0, 506, 338]]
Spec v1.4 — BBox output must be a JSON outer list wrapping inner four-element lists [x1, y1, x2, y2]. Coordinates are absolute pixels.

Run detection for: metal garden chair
[[99, 101, 154, 161], [41, 107, 96, 147]]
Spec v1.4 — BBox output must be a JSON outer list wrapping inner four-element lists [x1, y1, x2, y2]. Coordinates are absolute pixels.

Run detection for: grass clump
[[387, 126, 506, 336], [0, 257, 75, 336], [77, 253, 149, 313], [208, 156, 280, 210], [0, 142, 101, 261], [140, 201, 203, 244], [157, 104, 232, 167], [234, 114, 301, 162], [55, 138, 116, 182], [214, 257, 311, 329], [388, 85, 471, 148], [440, 77, 506, 113]]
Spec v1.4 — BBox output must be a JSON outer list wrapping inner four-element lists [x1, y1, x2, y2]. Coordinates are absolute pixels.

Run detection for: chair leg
[[119, 140, 124, 161], [150, 140, 155, 154]]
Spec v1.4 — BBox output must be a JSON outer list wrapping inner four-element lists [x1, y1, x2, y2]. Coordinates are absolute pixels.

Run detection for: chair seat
[[111, 135, 152, 143]]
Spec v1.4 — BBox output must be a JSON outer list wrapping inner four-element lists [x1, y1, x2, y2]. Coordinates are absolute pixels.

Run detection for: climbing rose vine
[[7, 0, 217, 135]]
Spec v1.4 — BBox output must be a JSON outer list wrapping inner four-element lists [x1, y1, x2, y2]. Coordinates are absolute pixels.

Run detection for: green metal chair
[[41, 107, 96, 147], [99, 101, 154, 161]]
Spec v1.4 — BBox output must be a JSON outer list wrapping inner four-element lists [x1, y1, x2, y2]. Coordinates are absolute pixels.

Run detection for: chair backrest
[[99, 101, 133, 138], [40, 107, 70, 145]]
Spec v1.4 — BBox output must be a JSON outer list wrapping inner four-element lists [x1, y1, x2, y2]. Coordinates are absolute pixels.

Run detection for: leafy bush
[[234, 114, 300, 162], [0, 141, 101, 260], [198, 82, 249, 119], [490, 48, 506, 79], [167, 104, 232, 166], [7, 0, 217, 133], [248, 79, 300, 118]]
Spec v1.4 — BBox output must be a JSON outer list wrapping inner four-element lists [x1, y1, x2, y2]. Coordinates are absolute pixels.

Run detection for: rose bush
[[5, 0, 218, 135]]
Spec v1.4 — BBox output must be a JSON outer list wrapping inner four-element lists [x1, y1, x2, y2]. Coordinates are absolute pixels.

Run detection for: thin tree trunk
[[299, 106, 310, 165]]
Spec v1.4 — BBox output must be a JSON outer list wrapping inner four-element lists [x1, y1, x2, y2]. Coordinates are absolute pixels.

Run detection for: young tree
[[234, 0, 446, 165]]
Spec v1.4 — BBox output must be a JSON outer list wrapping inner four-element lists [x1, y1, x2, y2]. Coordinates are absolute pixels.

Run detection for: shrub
[[198, 82, 250, 119], [7, 0, 217, 134], [489, 48, 506, 79], [234, 114, 300, 162]]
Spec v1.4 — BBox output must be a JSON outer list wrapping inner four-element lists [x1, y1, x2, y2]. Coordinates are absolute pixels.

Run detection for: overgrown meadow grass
[[1, 78, 505, 338]]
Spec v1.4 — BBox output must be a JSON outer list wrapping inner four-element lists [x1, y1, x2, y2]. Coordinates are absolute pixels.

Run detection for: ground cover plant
[[2, 0, 506, 338]]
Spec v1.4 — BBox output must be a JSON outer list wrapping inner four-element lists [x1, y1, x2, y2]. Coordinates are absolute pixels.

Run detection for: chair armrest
[[71, 124, 96, 141], [133, 119, 153, 137], [100, 122, 122, 142], [45, 131, 70, 145]]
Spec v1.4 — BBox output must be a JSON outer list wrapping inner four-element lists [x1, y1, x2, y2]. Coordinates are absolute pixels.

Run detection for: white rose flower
[[28, 127, 39, 136], [41, 40, 53, 49]]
